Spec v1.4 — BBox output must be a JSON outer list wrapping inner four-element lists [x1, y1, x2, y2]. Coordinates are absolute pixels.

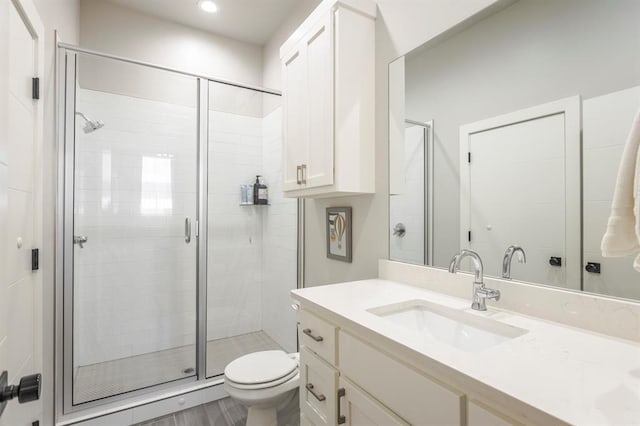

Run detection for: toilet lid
[[224, 350, 298, 385]]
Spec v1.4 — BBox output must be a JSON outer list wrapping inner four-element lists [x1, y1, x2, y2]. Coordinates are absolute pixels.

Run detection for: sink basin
[[368, 299, 527, 352]]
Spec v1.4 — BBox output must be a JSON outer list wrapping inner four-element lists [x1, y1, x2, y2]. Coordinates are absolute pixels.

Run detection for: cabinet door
[[339, 331, 464, 425], [338, 377, 409, 426], [300, 347, 338, 426], [304, 12, 334, 189], [282, 46, 308, 191]]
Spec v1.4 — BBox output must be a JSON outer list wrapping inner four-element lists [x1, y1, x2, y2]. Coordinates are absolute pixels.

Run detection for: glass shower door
[[205, 81, 298, 378], [69, 53, 199, 405]]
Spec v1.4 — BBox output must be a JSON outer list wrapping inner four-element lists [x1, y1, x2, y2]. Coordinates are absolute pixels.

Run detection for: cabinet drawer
[[300, 347, 339, 426], [300, 309, 337, 364], [339, 331, 464, 426], [468, 400, 520, 426]]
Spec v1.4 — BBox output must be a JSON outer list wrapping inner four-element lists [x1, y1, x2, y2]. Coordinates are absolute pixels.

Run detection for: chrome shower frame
[[54, 44, 303, 424]]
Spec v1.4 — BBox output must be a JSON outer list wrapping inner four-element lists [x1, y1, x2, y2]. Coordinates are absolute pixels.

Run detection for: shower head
[[75, 112, 105, 134]]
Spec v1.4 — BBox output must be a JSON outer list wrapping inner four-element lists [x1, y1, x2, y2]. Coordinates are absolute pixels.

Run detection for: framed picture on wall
[[326, 207, 352, 262]]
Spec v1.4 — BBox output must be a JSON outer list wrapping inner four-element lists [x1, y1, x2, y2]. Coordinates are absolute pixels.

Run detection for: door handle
[[185, 217, 191, 244], [0, 371, 41, 416], [301, 164, 307, 184], [296, 165, 302, 185], [305, 383, 326, 402], [337, 387, 346, 424], [73, 235, 88, 248]]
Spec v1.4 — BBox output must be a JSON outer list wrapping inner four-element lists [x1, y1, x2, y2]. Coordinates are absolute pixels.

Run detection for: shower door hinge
[[32, 78, 40, 100]]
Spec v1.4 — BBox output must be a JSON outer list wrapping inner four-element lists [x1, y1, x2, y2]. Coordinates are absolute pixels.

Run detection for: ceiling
[[102, 0, 300, 45]]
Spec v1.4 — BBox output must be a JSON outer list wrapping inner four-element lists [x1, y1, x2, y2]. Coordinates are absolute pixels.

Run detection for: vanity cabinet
[[468, 400, 519, 426], [280, 0, 376, 198], [338, 377, 408, 426], [298, 307, 522, 426]]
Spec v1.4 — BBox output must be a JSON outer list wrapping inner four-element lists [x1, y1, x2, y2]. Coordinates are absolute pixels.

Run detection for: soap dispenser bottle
[[253, 175, 268, 205]]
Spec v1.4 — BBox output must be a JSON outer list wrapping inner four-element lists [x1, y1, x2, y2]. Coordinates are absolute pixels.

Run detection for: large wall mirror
[[388, 0, 640, 301]]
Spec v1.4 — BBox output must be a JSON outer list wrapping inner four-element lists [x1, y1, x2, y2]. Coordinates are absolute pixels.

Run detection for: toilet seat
[[224, 350, 298, 390], [226, 368, 298, 390]]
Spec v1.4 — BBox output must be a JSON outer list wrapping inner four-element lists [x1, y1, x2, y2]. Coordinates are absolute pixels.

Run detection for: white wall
[[207, 109, 264, 345], [79, 0, 263, 86], [261, 107, 298, 353], [263, 0, 505, 287]]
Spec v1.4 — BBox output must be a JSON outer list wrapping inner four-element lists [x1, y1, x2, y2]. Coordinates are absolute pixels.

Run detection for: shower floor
[[73, 331, 283, 404]]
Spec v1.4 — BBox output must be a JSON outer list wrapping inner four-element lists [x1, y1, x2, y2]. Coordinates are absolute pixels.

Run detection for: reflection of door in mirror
[[460, 97, 581, 290], [583, 86, 640, 300], [390, 123, 428, 265]]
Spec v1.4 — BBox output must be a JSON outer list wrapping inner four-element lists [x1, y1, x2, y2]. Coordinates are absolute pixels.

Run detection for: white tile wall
[[260, 107, 298, 353], [207, 109, 264, 342], [74, 89, 199, 366], [390, 124, 425, 265]]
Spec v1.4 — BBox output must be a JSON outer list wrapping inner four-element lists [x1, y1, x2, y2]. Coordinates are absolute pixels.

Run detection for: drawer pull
[[337, 387, 346, 424], [305, 383, 326, 402], [303, 328, 324, 342]]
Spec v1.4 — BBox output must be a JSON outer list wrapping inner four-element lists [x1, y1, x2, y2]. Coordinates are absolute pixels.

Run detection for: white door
[[304, 13, 334, 189], [460, 97, 581, 289], [338, 377, 408, 426], [0, 0, 44, 425], [282, 47, 308, 191]]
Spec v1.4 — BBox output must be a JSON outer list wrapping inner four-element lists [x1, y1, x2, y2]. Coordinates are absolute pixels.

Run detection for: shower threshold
[[73, 331, 282, 404]]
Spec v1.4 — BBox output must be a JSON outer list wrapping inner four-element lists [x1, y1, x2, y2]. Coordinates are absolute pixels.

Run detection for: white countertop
[[291, 279, 640, 425]]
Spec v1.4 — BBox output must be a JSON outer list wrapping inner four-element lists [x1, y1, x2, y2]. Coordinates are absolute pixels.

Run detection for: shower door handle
[[73, 236, 88, 248], [185, 217, 192, 244]]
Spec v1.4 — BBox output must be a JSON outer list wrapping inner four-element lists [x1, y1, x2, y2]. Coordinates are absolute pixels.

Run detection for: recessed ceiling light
[[198, 0, 218, 13]]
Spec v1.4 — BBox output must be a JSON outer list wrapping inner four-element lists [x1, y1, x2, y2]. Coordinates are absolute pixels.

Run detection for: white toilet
[[224, 350, 300, 426]]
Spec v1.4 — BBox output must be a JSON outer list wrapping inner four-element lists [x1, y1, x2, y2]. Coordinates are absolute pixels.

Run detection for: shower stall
[[56, 45, 301, 416]]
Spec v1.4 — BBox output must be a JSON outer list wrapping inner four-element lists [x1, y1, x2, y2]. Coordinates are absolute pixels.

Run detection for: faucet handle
[[476, 286, 500, 301]]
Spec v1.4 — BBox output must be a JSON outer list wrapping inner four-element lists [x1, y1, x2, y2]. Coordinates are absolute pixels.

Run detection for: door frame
[[459, 96, 581, 290]]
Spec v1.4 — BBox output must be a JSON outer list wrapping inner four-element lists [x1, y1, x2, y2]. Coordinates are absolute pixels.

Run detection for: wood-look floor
[[134, 394, 300, 426]]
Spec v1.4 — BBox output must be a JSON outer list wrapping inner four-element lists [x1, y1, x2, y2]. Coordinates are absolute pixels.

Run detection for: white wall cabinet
[[298, 307, 523, 426], [280, 0, 376, 198]]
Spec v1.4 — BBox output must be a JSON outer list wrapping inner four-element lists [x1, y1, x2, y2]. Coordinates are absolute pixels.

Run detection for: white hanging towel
[[601, 110, 640, 271]]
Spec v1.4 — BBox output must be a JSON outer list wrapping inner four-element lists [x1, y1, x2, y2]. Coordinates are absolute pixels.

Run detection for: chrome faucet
[[449, 249, 500, 311], [502, 245, 526, 279]]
